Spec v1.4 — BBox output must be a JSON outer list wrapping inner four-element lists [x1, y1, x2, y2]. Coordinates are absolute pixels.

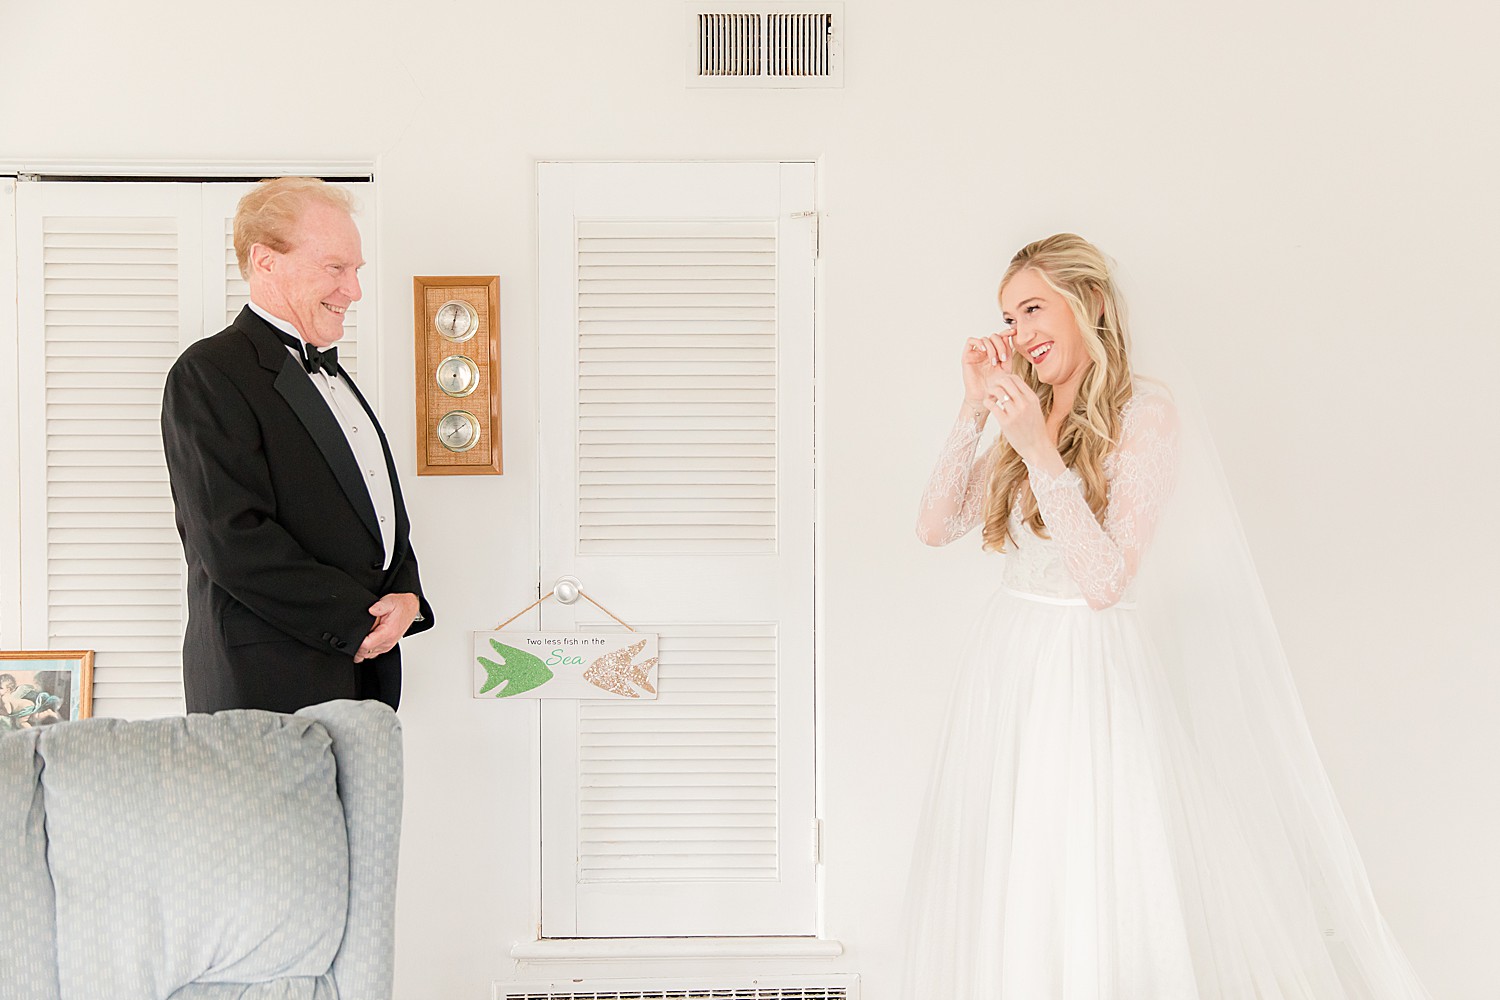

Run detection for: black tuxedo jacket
[[161, 306, 434, 713]]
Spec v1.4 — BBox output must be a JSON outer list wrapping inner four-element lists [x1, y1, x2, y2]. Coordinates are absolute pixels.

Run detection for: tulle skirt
[[901, 587, 1358, 1000]]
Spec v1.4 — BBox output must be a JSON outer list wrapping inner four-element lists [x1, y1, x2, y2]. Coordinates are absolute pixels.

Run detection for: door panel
[[538, 161, 817, 936]]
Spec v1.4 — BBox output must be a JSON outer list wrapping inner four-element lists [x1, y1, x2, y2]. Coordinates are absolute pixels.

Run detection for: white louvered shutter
[[12, 179, 376, 719], [539, 162, 818, 937], [15, 181, 202, 717], [574, 623, 782, 884], [576, 219, 777, 555]]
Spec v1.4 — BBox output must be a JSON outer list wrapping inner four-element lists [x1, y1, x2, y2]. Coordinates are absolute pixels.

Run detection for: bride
[[904, 234, 1431, 998]]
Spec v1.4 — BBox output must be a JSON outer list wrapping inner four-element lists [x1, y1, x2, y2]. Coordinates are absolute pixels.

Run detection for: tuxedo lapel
[[272, 352, 383, 548], [231, 305, 383, 550]]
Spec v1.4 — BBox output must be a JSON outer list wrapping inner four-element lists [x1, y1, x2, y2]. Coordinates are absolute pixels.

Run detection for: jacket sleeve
[[386, 545, 435, 638], [162, 352, 378, 656]]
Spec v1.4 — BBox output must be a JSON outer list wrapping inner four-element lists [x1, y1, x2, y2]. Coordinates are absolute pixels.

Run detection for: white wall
[[4, 1, 1496, 997]]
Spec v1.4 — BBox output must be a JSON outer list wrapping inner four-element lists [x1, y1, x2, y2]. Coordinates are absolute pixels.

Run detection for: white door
[[10, 178, 375, 718], [15, 181, 204, 717], [0, 178, 22, 648], [537, 161, 819, 936]]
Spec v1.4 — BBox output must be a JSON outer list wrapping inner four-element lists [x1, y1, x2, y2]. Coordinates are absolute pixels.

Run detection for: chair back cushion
[[39, 711, 349, 1000], [0, 728, 61, 1000]]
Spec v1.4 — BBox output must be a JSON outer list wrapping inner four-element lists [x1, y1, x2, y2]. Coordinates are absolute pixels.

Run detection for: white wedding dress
[[903, 381, 1431, 999]]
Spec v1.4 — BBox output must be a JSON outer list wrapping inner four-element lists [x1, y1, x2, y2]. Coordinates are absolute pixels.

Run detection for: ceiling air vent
[[687, 2, 844, 88]]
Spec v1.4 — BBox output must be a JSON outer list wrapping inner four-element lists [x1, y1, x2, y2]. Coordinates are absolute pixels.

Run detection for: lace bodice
[[916, 383, 1179, 609]]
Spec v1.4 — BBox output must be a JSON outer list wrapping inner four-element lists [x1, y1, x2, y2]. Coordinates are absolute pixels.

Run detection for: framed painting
[[0, 650, 94, 730]]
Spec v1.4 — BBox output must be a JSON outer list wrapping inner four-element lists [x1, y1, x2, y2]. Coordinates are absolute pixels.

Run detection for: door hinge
[[812, 817, 824, 864], [792, 210, 820, 259]]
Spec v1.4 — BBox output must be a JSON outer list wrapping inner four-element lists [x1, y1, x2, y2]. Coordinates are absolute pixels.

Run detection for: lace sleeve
[[917, 407, 1000, 546], [1025, 389, 1179, 609]]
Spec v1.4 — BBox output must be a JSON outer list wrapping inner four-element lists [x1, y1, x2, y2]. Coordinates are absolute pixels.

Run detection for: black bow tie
[[271, 328, 339, 376], [305, 344, 339, 376]]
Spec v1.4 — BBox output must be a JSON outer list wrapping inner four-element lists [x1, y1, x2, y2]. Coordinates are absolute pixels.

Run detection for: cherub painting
[[0, 651, 92, 730], [0, 672, 65, 728]]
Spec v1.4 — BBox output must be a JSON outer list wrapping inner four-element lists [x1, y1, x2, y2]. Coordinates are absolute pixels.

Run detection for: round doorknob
[[553, 576, 583, 605]]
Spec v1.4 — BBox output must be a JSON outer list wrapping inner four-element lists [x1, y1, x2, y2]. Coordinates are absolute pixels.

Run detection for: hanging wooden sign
[[473, 631, 660, 700]]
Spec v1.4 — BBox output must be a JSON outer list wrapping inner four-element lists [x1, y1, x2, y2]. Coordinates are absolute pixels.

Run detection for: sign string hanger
[[493, 578, 638, 633]]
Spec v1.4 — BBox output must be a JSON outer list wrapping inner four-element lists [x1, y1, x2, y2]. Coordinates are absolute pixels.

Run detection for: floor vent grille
[[498, 976, 857, 1000], [688, 3, 843, 88], [505, 992, 846, 999]]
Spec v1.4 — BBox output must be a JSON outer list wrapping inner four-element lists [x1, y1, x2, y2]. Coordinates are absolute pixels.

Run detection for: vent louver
[[504, 992, 845, 1000], [766, 13, 831, 76], [497, 978, 856, 1000], [689, 3, 842, 88], [699, 13, 763, 77]]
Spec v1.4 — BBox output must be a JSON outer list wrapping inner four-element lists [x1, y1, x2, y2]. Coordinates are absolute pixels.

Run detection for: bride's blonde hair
[[982, 234, 1134, 552]]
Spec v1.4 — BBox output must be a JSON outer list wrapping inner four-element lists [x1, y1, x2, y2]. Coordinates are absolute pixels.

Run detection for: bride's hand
[[983, 371, 1050, 461], [961, 333, 1012, 403]]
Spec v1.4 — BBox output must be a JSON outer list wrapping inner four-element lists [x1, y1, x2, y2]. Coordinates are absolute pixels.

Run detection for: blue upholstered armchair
[[0, 699, 403, 1000]]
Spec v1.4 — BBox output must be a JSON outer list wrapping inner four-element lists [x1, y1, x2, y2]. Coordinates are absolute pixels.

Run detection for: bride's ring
[[997, 393, 1011, 407]]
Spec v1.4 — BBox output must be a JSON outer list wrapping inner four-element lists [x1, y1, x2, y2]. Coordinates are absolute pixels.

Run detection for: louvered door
[[12, 179, 374, 718], [15, 182, 202, 717], [538, 162, 818, 936]]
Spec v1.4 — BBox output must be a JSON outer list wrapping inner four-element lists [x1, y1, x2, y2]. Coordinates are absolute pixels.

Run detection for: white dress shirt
[[249, 301, 396, 570]]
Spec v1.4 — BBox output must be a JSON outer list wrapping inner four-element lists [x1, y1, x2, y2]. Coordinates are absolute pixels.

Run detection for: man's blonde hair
[[232, 177, 356, 279]]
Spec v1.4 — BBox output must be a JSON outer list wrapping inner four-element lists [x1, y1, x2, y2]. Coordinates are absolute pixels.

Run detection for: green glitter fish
[[477, 638, 554, 697]]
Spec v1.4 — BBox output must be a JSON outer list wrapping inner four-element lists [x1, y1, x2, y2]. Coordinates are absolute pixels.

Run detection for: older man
[[162, 177, 433, 713]]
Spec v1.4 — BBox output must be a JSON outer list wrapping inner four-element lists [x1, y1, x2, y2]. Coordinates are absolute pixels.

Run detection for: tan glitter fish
[[582, 638, 658, 698]]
